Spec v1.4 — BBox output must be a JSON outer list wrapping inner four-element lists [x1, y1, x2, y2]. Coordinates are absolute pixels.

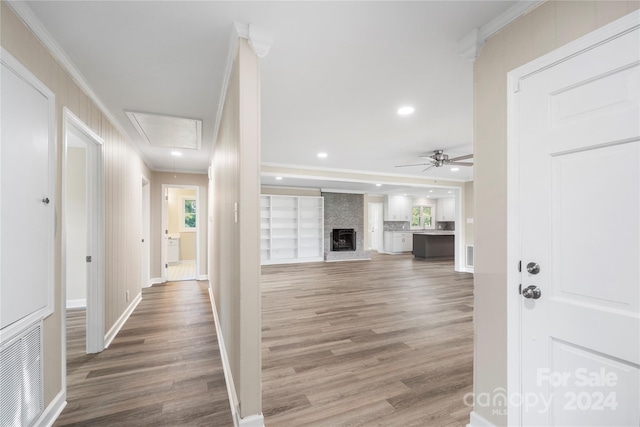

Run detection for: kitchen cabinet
[[384, 195, 411, 221], [260, 195, 324, 265], [383, 231, 413, 253], [437, 198, 455, 222]]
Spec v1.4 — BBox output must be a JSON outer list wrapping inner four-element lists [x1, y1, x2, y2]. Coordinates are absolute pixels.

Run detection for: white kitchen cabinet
[[436, 198, 455, 222], [383, 231, 413, 253], [384, 195, 411, 221], [260, 195, 324, 265]]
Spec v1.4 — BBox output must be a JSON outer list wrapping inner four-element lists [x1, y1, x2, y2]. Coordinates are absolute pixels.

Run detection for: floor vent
[[466, 245, 474, 268], [0, 322, 43, 427]]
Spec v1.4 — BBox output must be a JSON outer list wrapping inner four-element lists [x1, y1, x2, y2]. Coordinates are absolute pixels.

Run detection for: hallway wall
[[2, 1, 151, 408]]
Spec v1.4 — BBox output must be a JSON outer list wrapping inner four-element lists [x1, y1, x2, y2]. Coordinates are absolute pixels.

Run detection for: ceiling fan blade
[[395, 163, 430, 168], [422, 165, 436, 172], [449, 161, 473, 166], [449, 154, 473, 162]]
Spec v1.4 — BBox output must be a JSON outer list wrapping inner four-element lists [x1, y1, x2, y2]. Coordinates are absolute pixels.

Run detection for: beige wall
[[261, 185, 321, 196], [167, 187, 197, 261], [210, 39, 262, 419], [149, 172, 208, 278], [473, 2, 638, 425], [2, 1, 151, 407], [65, 148, 87, 303]]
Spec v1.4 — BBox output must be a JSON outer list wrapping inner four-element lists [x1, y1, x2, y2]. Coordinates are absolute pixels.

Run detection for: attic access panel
[[126, 111, 202, 150]]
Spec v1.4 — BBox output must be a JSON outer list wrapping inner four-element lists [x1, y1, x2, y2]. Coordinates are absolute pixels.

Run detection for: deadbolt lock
[[526, 262, 541, 275]]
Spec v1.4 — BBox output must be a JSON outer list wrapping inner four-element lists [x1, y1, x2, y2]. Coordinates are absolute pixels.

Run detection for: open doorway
[[163, 185, 199, 281], [62, 108, 105, 360]]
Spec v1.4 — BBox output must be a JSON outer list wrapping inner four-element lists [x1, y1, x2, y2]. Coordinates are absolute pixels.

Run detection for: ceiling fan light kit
[[396, 149, 474, 172]]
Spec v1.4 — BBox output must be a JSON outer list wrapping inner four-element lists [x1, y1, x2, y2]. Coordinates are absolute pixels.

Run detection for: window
[[180, 196, 197, 232], [411, 205, 434, 229]]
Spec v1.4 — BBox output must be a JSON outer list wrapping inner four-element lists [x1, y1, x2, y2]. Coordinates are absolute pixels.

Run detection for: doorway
[[62, 108, 105, 357], [162, 185, 199, 281], [141, 177, 150, 287], [368, 202, 383, 251]]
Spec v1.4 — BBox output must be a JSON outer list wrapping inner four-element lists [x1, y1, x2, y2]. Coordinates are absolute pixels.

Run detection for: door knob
[[526, 262, 541, 275], [522, 285, 541, 299]]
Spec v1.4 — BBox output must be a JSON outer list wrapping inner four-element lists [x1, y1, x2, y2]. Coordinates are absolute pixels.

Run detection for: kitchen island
[[412, 231, 455, 259]]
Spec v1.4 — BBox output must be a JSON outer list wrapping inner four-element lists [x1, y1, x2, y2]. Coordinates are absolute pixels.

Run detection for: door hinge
[[165, 229, 168, 234], [165, 263, 168, 269], [519, 283, 522, 294], [518, 260, 522, 272], [86, 256, 92, 263]]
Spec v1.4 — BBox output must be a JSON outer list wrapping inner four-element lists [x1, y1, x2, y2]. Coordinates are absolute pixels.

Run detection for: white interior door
[[515, 21, 639, 426], [368, 202, 383, 251]]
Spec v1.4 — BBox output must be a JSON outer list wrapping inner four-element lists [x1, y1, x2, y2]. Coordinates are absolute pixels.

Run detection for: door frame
[[367, 202, 383, 251], [141, 176, 151, 288], [62, 108, 105, 358], [505, 11, 639, 425], [161, 184, 200, 281]]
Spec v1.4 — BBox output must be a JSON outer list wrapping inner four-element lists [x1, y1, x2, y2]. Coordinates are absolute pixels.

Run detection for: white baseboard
[[66, 299, 86, 309], [35, 389, 66, 427], [197, 274, 208, 281], [239, 413, 265, 427], [467, 411, 497, 427], [104, 292, 142, 348], [463, 267, 475, 273], [149, 277, 164, 286], [208, 287, 241, 426]]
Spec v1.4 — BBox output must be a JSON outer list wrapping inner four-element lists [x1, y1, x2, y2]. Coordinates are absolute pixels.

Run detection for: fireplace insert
[[331, 229, 356, 251]]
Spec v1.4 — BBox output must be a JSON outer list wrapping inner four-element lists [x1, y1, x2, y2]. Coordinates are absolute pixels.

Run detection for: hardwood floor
[[261, 252, 474, 426], [57, 253, 472, 426], [56, 281, 233, 427]]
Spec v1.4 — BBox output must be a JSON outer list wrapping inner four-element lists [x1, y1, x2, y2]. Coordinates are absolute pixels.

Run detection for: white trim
[[505, 10, 640, 427], [208, 287, 241, 427], [480, 1, 543, 41], [4, 1, 150, 168], [324, 257, 371, 263], [467, 411, 497, 427], [66, 299, 86, 309], [462, 267, 475, 274], [197, 274, 209, 281], [262, 257, 325, 265], [149, 277, 164, 286], [141, 175, 151, 289], [239, 413, 265, 427], [104, 292, 142, 349], [62, 108, 106, 355], [33, 389, 66, 427]]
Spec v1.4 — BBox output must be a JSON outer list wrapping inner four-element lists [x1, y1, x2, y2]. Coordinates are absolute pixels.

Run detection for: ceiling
[[23, 1, 525, 191]]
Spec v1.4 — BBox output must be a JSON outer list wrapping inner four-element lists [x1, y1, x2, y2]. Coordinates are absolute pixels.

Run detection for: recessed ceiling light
[[317, 152, 328, 158], [275, 177, 283, 181], [448, 191, 452, 194], [451, 167, 460, 172], [397, 106, 415, 116], [429, 190, 433, 193], [403, 193, 408, 196], [376, 184, 382, 187], [171, 151, 182, 157]]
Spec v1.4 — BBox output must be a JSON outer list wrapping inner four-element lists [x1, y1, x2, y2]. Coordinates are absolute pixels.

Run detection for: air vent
[[0, 322, 43, 427], [126, 111, 202, 150], [466, 245, 474, 268]]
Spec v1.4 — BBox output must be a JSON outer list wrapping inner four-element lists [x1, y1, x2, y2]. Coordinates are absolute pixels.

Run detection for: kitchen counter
[[411, 230, 455, 235], [413, 233, 454, 259]]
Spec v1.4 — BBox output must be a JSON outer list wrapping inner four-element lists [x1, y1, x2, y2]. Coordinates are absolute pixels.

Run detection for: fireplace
[[331, 229, 356, 251]]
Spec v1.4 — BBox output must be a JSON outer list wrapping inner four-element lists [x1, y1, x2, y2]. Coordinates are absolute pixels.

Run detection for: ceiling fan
[[395, 150, 474, 172]]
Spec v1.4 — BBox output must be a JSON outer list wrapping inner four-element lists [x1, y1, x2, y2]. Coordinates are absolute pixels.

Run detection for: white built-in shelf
[[260, 195, 324, 265]]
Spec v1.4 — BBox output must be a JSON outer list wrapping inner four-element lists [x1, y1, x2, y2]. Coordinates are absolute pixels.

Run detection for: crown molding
[[5, 0, 151, 167], [458, 0, 544, 61]]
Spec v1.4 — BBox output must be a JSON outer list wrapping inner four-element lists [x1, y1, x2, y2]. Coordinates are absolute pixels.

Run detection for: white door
[[368, 202, 383, 251], [515, 20, 639, 426]]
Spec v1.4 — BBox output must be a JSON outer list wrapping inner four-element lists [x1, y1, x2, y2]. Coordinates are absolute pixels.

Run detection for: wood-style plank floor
[[55, 280, 233, 427], [261, 252, 474, 426]]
